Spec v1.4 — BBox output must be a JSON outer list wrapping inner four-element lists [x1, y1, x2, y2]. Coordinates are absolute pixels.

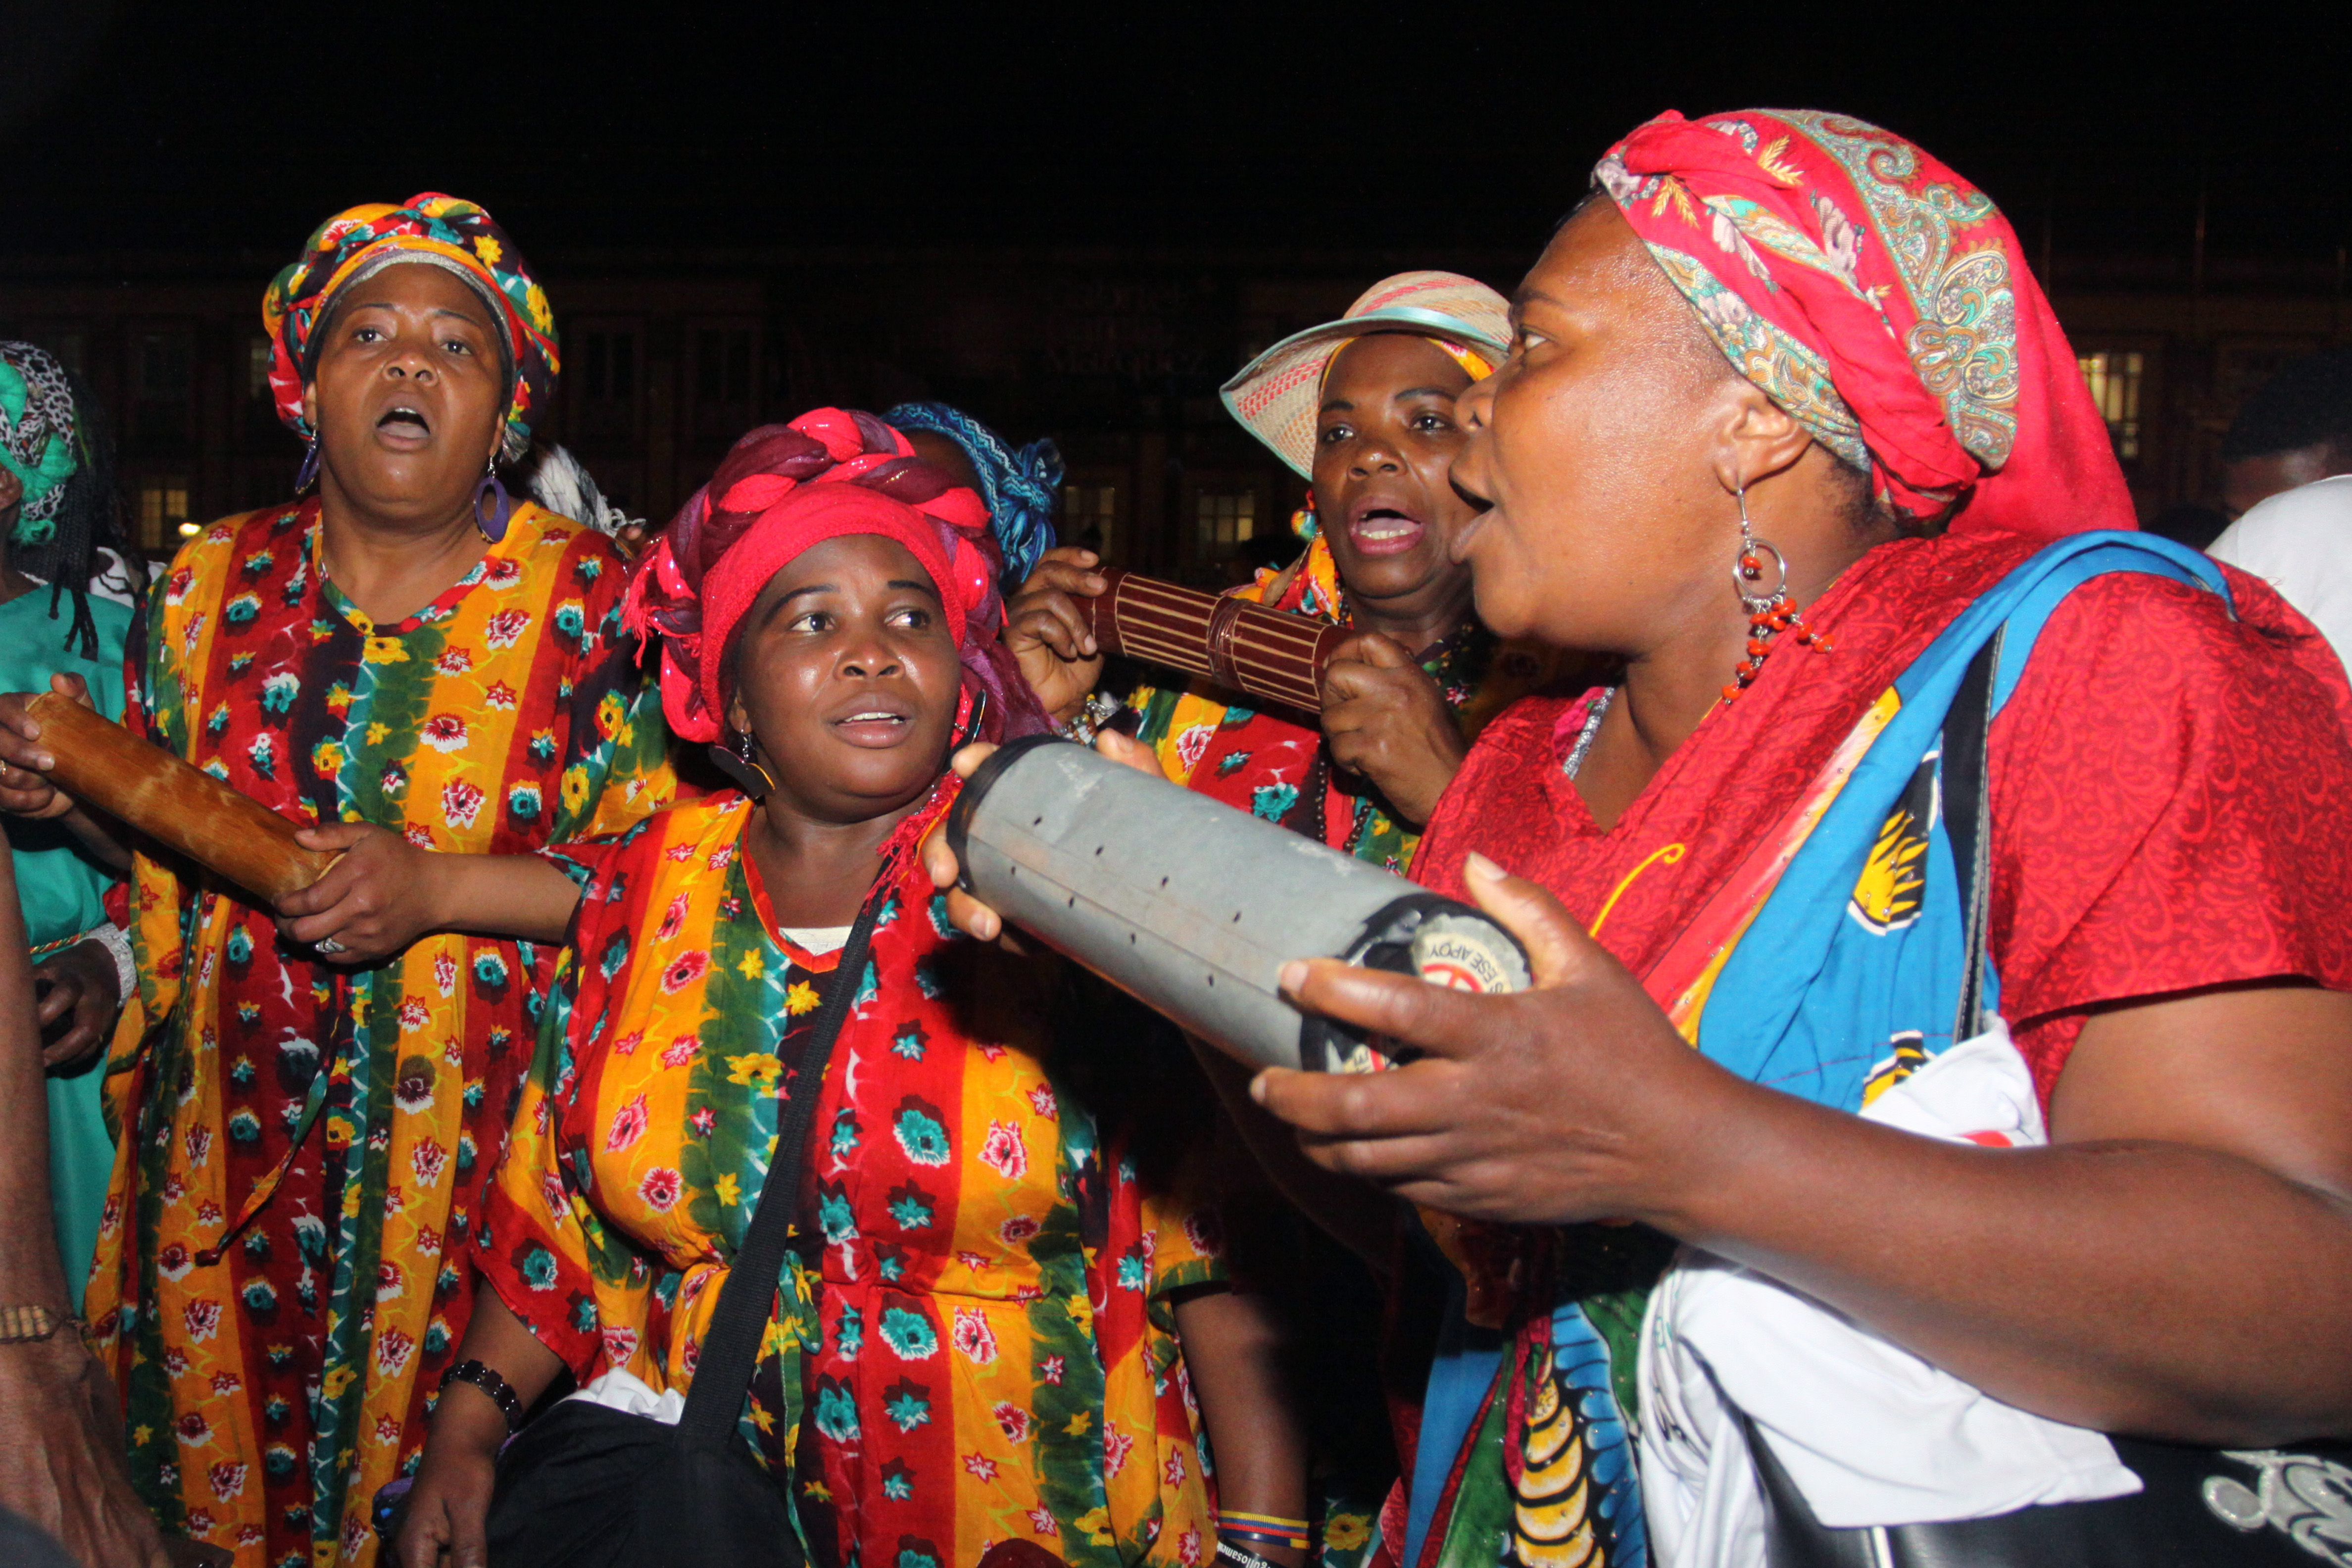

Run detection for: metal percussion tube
[[946, 735, 1530, 1072]]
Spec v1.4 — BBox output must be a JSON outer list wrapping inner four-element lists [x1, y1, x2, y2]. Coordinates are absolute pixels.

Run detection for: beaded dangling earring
[[294, 436, 321, 495], [1722, 484, 1834, 704]]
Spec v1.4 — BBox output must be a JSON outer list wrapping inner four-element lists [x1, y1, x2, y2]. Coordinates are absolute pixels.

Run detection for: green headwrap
[[0, 344, 81, 545]]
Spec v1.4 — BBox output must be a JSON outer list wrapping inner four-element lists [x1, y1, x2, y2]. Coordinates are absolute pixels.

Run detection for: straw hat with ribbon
[[1220, 270, 1512, 479]]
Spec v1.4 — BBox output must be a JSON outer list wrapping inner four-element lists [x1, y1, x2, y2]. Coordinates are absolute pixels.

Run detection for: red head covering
[[1596, 110, 2131, 540], [624, 407, 1048, 744]]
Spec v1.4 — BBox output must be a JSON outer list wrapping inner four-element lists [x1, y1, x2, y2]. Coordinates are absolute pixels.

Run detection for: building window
[[31, 332, 85, 378], [696, 329, 752, 404], [1062, 484, 1118, 558], [2078, 351, 2143, 462], [1196, 490, 1256, 552], [574, 327, 640, 441], [691, 326, 757, 442], [247, 336, 274, 401], [135, 479, 192, 551], [581, 330, 637, 404], [134, 331, 194, 448]]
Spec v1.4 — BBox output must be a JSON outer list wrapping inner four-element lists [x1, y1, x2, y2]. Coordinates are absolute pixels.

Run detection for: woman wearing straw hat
[[1003, 273, 1578, 1568], [1011, 271, 1574, 872]]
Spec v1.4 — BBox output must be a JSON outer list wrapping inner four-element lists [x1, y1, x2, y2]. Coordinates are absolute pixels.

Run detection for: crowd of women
[[1, 106, 2350, 1568]]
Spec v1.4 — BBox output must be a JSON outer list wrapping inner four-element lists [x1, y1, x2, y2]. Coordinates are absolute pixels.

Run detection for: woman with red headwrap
[[940, 113, 2352, 1564], [395, 411, 1253, 1568]]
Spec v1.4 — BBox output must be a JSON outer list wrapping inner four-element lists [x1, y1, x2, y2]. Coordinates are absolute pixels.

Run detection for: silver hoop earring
[[1722, 483, 1832, 704]]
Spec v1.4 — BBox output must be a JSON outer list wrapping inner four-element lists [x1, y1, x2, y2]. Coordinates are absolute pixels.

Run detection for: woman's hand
[[398, 1292, 563, 1567], [0, 674, 95, 821], [1001, 546, 1108, 722], [392, 1407, 502, 1568], [1250, 852, 1745, 1227], [33, 939, 121, 1072], [921, 729, 1165, 943], [1318, 633, 1469, 829], [277, 825, 445, 965]]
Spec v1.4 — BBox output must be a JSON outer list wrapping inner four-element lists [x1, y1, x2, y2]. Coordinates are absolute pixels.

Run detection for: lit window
[[1196, 491, 1256, 551], [2078, 351, 2143, 462], [248, 337, 273, 400], [137, 480, 192, 550]]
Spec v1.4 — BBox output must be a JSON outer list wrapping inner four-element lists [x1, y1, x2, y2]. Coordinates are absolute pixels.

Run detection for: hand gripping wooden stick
[[26, 691, 339, 905], [1078, 568, 1347, 714]]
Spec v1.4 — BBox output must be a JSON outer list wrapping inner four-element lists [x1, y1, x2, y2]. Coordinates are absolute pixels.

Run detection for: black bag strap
[[679, 888, 882, 1444], [1943, 629, 2003, 1045]]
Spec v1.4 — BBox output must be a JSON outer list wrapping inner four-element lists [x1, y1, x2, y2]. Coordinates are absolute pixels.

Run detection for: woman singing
[[940, 113, 2352, 1565], [0, 193, 673, 1566]]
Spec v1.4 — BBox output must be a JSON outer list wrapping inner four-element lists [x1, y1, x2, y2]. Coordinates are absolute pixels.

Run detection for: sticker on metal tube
[[1410, 913, 1529, 995]]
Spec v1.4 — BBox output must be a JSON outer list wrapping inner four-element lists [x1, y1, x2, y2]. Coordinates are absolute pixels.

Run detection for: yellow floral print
[[727, 1052, 783, 1090]]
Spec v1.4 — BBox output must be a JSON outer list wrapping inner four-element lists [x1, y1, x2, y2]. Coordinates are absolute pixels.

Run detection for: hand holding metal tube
[[926, 733, 1529, 1073]]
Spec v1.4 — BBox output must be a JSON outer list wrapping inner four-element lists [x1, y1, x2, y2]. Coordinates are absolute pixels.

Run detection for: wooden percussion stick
[[1079, 568, 1346, 713], [26, 692, 340, 906]]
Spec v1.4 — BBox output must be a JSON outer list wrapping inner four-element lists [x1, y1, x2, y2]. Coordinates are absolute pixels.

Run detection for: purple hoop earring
[[294, 437, 320, 495], [473, 468, 512, 543]]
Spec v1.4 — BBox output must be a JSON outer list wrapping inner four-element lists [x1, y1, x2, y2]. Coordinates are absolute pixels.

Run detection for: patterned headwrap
[[884, 402, 1064, 587], [0, 342, 79, 541], [261, 192, 559, 460], [624, 408, 1052, 746], [1323, 337, 1495, 392], [1596, 110, 2132, 540]]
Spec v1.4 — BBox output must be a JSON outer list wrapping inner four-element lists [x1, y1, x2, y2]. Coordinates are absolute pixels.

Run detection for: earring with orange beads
[[1722, 483, 1833, 704]]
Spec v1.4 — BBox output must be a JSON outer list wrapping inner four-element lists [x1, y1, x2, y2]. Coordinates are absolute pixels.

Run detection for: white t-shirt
[[779, 925, 851, 956], [2208, 474, 2352, 678]]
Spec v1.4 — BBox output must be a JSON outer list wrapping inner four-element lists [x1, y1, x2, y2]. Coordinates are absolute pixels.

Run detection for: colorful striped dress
[[87, 499, 673, 1568], [477, 791, 1223, 1568]]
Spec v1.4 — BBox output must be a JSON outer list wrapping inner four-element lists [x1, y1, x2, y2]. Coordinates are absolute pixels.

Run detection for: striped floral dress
[[87, 499, 673, 1568], [477, 791, 1223, 1568]]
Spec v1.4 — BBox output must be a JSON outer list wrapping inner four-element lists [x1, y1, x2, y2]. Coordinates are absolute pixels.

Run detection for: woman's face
[[728, 533, 963, 824], [1451, 201, 1751, 652], [302, 260, 507, 526], [1312, 333, 1478, 619]]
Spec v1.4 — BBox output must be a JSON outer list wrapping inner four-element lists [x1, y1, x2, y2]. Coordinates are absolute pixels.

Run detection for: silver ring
[[315, 937, 346, 956], [1733, 534, 1790, 611]]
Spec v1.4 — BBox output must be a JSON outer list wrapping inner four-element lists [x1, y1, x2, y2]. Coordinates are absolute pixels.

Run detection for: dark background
[[4, 3, 2345, 570], [8, 4, 2346, 267]]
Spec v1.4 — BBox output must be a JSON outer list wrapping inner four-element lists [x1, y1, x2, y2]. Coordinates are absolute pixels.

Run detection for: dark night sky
[[3, 2, 2347, 280]]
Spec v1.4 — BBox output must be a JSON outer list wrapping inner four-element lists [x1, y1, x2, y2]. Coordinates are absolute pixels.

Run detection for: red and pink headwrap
[[622, 407, 1050, 745], [1596, 110, 2132, 541]]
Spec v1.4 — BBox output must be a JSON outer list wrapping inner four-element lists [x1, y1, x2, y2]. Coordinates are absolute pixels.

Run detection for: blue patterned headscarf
[[883, 402, 1062, 586]]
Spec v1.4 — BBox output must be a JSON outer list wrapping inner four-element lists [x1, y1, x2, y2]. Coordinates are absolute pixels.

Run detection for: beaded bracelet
[[439, 1358, 524, 1431], [0, 1303, 83, 1344]]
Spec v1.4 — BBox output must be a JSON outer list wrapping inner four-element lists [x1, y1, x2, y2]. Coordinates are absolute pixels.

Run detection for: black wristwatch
[[439, 1358, 525, 1431]]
